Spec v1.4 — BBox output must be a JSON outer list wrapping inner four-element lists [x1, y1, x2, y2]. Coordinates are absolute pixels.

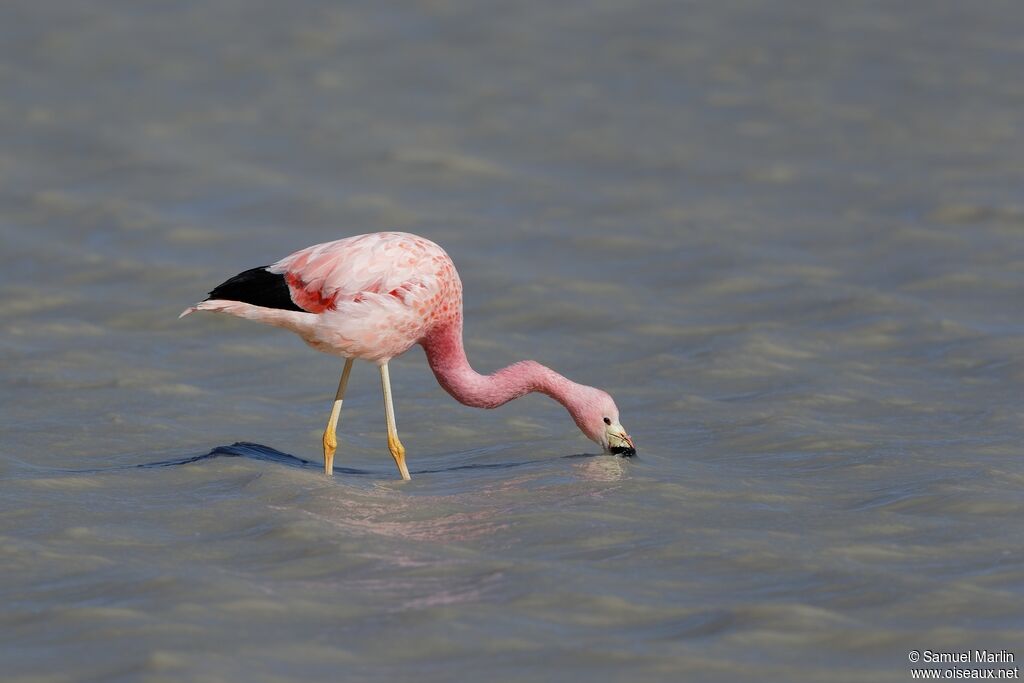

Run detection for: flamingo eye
[[603, 417, 611, 425]]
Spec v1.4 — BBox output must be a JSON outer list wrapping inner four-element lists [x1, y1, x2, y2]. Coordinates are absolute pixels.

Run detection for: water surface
[[2, 2, 1023, 681]]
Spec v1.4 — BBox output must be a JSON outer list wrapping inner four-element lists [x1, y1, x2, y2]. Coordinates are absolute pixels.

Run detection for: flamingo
[[180, 232, 635, 480]]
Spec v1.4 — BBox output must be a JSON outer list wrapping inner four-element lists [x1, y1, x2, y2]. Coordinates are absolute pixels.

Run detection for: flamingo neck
[[421, 320, 585, 414]]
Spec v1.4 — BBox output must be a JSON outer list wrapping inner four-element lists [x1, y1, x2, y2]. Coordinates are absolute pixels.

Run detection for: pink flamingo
[[180, 232, 635, 480]]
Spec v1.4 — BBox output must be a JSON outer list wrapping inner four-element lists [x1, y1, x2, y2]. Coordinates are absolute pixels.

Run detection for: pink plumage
[[181, 231, 634, 479], [186, 232, 460, 362]]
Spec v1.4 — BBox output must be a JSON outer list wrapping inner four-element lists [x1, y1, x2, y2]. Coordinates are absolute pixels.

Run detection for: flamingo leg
[[322, 358, 354, 475], [379, 362, 411, 480]]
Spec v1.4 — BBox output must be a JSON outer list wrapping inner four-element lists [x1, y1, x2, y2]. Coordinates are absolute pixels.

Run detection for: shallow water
[[2, 1, 1023, 681]]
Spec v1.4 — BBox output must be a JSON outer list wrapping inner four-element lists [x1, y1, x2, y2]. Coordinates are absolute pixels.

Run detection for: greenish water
[[2, 2, 1023, 681]]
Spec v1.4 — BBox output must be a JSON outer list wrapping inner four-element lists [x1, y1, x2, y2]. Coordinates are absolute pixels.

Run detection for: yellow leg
[[323, 358, 354, 475], [380, 362, 411, 480]]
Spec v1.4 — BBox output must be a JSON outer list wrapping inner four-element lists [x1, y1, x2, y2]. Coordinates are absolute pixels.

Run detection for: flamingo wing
[[205, 266, 305, 312], [269, 232, 441, 314]]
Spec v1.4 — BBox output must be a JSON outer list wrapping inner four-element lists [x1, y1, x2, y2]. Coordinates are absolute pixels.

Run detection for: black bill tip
[[610, 446, 636, 457]]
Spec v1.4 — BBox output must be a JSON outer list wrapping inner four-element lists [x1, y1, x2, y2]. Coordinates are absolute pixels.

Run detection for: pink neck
[[421, 320, 586, 415]]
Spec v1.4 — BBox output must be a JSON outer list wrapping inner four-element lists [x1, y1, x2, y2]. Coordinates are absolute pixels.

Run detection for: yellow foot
[[323, 431, 336, 476], [387, 435, 411, 481]]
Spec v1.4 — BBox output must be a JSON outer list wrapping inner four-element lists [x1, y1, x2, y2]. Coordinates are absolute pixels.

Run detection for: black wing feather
[[206, 266, 304, 312]]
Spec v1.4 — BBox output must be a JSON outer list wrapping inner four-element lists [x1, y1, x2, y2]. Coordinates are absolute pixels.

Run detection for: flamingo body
[[185, 232, 461, 363], [182, 232, 634, 479]]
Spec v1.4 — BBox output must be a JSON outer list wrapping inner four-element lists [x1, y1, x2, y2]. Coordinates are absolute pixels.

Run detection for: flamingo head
[[571, 388, 636, 456]]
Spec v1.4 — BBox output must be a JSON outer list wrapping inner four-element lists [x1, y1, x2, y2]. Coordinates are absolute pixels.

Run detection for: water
[[2, 1, 1023, 681]]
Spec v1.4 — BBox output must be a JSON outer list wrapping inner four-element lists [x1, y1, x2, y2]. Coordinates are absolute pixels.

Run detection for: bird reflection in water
[[572, 453, 629, 482]]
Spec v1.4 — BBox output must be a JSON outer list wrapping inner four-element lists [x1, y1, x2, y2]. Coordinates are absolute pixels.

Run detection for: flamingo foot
[[387, 435, 411, 481], [323, 429, 337, 476]]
